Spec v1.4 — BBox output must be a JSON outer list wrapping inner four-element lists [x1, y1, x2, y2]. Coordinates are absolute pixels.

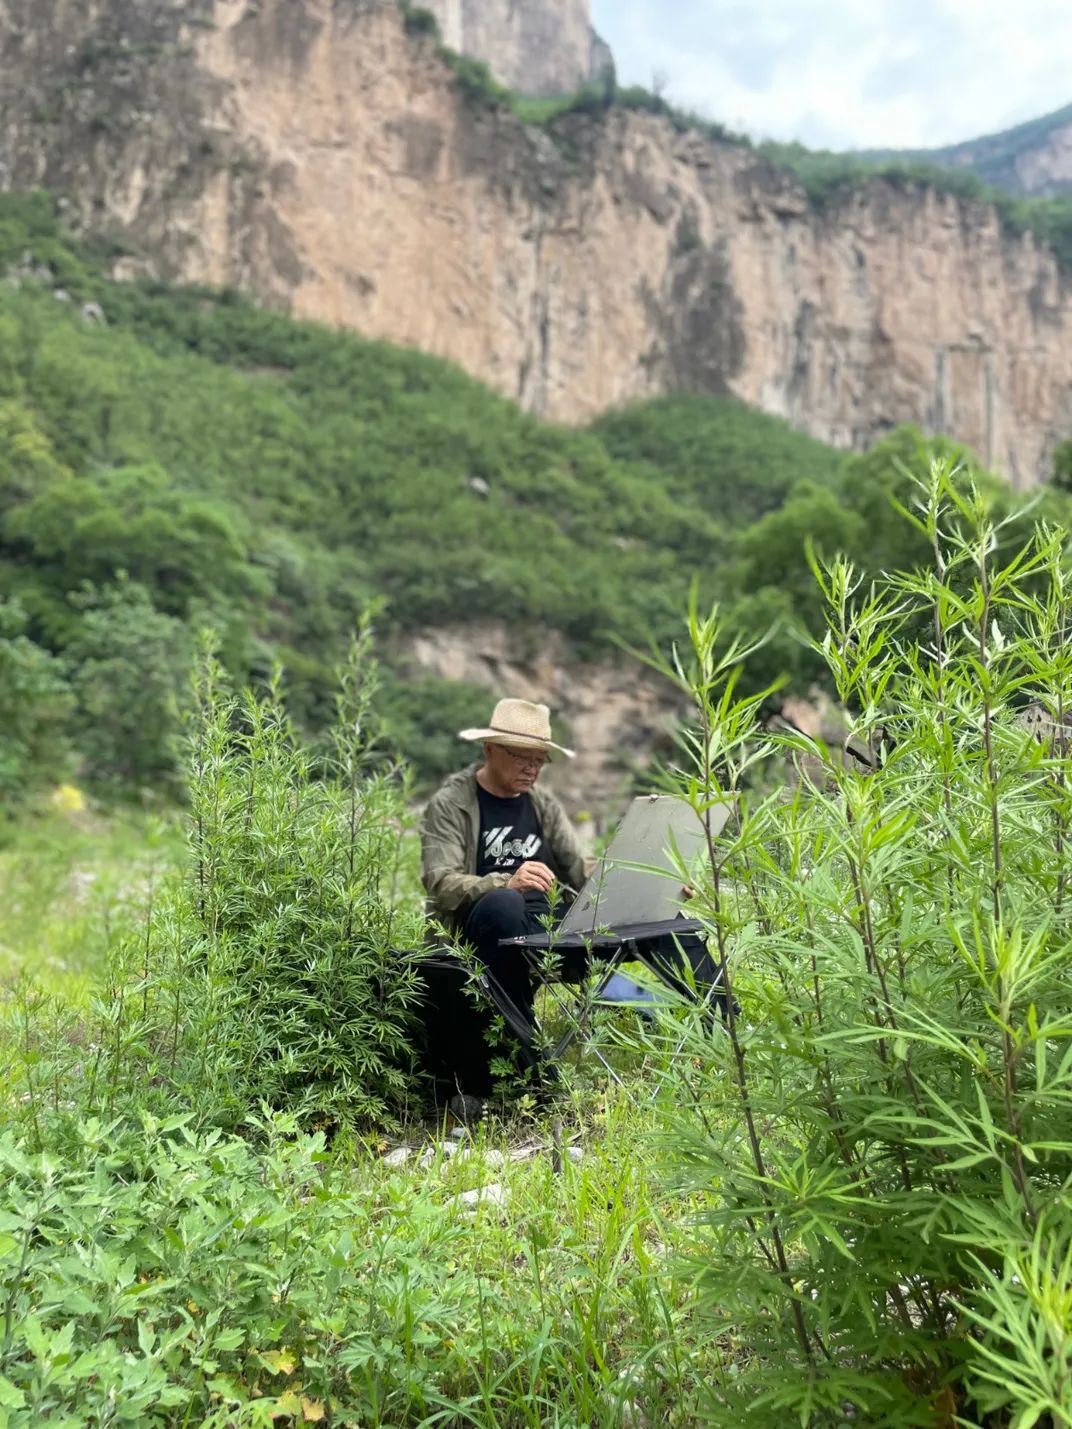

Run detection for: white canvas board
[[558, 794, 731, 936]]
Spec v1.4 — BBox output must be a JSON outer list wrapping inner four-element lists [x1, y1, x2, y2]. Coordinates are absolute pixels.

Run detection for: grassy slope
[[4, 192, 1066, 795], [0, 803, 180, 994]]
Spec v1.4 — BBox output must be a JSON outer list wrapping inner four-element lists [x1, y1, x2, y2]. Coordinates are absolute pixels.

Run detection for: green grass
[[0, 800, 180, 998]]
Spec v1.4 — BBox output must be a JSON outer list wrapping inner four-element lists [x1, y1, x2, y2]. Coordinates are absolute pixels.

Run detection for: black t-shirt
[[474, 784, 545, 878]]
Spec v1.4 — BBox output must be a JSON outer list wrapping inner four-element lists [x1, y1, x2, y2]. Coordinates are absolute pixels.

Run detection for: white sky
[[589, 0, 1072, 151]]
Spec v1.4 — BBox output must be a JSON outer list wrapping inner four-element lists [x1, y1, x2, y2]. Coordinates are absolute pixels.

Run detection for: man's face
[[484, 742, 548, 795]]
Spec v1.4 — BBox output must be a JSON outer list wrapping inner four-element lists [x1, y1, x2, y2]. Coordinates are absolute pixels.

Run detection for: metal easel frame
[[501, 917, 718, 1073]]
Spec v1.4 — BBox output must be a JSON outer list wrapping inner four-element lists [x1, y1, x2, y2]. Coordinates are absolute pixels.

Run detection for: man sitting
[[418, 697, 724, 1114], [420, 698, 585, 1047]]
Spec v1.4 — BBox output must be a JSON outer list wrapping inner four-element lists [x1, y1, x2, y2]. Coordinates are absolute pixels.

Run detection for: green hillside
[[856, 101, 1072, 198], [1, 191, 1067, 803]]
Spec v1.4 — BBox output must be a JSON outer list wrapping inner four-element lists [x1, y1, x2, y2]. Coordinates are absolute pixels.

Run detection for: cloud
[[590, 0, 1072, 150]]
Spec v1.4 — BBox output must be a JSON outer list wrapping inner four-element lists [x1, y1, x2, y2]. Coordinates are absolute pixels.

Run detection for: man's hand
[[507, 861, 555, 894]]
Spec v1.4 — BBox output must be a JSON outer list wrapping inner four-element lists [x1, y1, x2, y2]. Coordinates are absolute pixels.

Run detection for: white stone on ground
[[419, 1140, 460, 1169], [458, 1183, 509, 1208]]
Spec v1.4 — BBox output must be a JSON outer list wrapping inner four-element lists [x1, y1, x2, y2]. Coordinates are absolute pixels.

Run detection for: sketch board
[[558, 794, 731, 937]]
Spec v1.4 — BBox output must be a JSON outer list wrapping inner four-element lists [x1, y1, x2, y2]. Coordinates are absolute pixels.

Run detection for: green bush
[[651, 462, 1072, 1425], [0, 1113, 496, 1425], [0, 1092, 703, 1428], [135, 633, 425, 1128], [400, 3, 439, 39], [63, 581, 192, 790], [442, 51, 507, 108], [594, 392, 844, 529], [0, 598, 73, 804], [2, 629, 425, 1134], [379, 672, 499, 789]]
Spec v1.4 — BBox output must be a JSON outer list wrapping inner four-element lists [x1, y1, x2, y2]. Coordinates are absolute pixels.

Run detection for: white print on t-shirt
[[483, 827, 542, 866]]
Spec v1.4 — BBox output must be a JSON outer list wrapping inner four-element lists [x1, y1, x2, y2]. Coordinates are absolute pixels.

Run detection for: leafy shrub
[[400, 3, 439, 39], [63, 581, 192, 790], [5, 462, 261, 620], [652, 462, 1072, 1425], [0, 1113, 491, 1425], [3, 628, 426, 1134], [594, 392, 844, 529], [0, 598, 73, 804], [135, 632, 425, 1128], [379, 672, 500, 790], [442, 51, 507, 108], [0, 1094, 704, 1428]]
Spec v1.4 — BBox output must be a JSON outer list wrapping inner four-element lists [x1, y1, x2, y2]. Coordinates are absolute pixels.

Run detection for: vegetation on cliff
[[760, 140, 1072, 269], [856, 99, 1072, 198]]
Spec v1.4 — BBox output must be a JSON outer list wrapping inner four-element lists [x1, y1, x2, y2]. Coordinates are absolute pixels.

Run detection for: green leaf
[[0, 1377, 25, 1410]]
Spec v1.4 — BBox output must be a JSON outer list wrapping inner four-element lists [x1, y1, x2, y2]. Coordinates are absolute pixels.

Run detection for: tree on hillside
[[0, 598, 73, 801], [65, 581, 191, 789]]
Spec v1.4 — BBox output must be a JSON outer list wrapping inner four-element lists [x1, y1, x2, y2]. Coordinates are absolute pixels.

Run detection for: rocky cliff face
[[420, 0, 611, 95], [1, 0, 1070, 486]]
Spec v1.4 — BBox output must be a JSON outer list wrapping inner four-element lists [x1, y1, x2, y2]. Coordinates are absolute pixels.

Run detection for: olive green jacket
[[420, 764, 588, 931]]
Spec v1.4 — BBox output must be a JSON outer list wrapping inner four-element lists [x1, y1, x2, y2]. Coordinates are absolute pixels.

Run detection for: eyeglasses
[[498, 747, 547, 771]]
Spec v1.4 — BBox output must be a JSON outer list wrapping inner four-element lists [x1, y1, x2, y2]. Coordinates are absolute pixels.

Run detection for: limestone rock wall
[[421, 0, 608, 94], [1, 0, 1070, 485]]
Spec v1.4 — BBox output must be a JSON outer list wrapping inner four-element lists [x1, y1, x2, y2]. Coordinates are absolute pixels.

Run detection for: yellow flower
[[51, 783, 85, 813]]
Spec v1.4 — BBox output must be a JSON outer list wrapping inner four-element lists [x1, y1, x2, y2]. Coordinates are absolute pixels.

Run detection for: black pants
[[463, 888, 723, 1005], [462, 888, 555, 1028], [440, 889, 725, 1096], [411, 890, 548, 1101], [414, 891, 726, 1103]]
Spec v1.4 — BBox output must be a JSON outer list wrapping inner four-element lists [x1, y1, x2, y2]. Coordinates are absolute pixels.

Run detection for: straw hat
[[459, 698, 575, 759]]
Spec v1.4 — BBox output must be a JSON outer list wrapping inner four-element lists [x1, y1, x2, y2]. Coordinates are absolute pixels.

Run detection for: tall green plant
[[149, 627, 423, 1127], [4, 626, 425, 1136], [652, 461, 1072, 1426]]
